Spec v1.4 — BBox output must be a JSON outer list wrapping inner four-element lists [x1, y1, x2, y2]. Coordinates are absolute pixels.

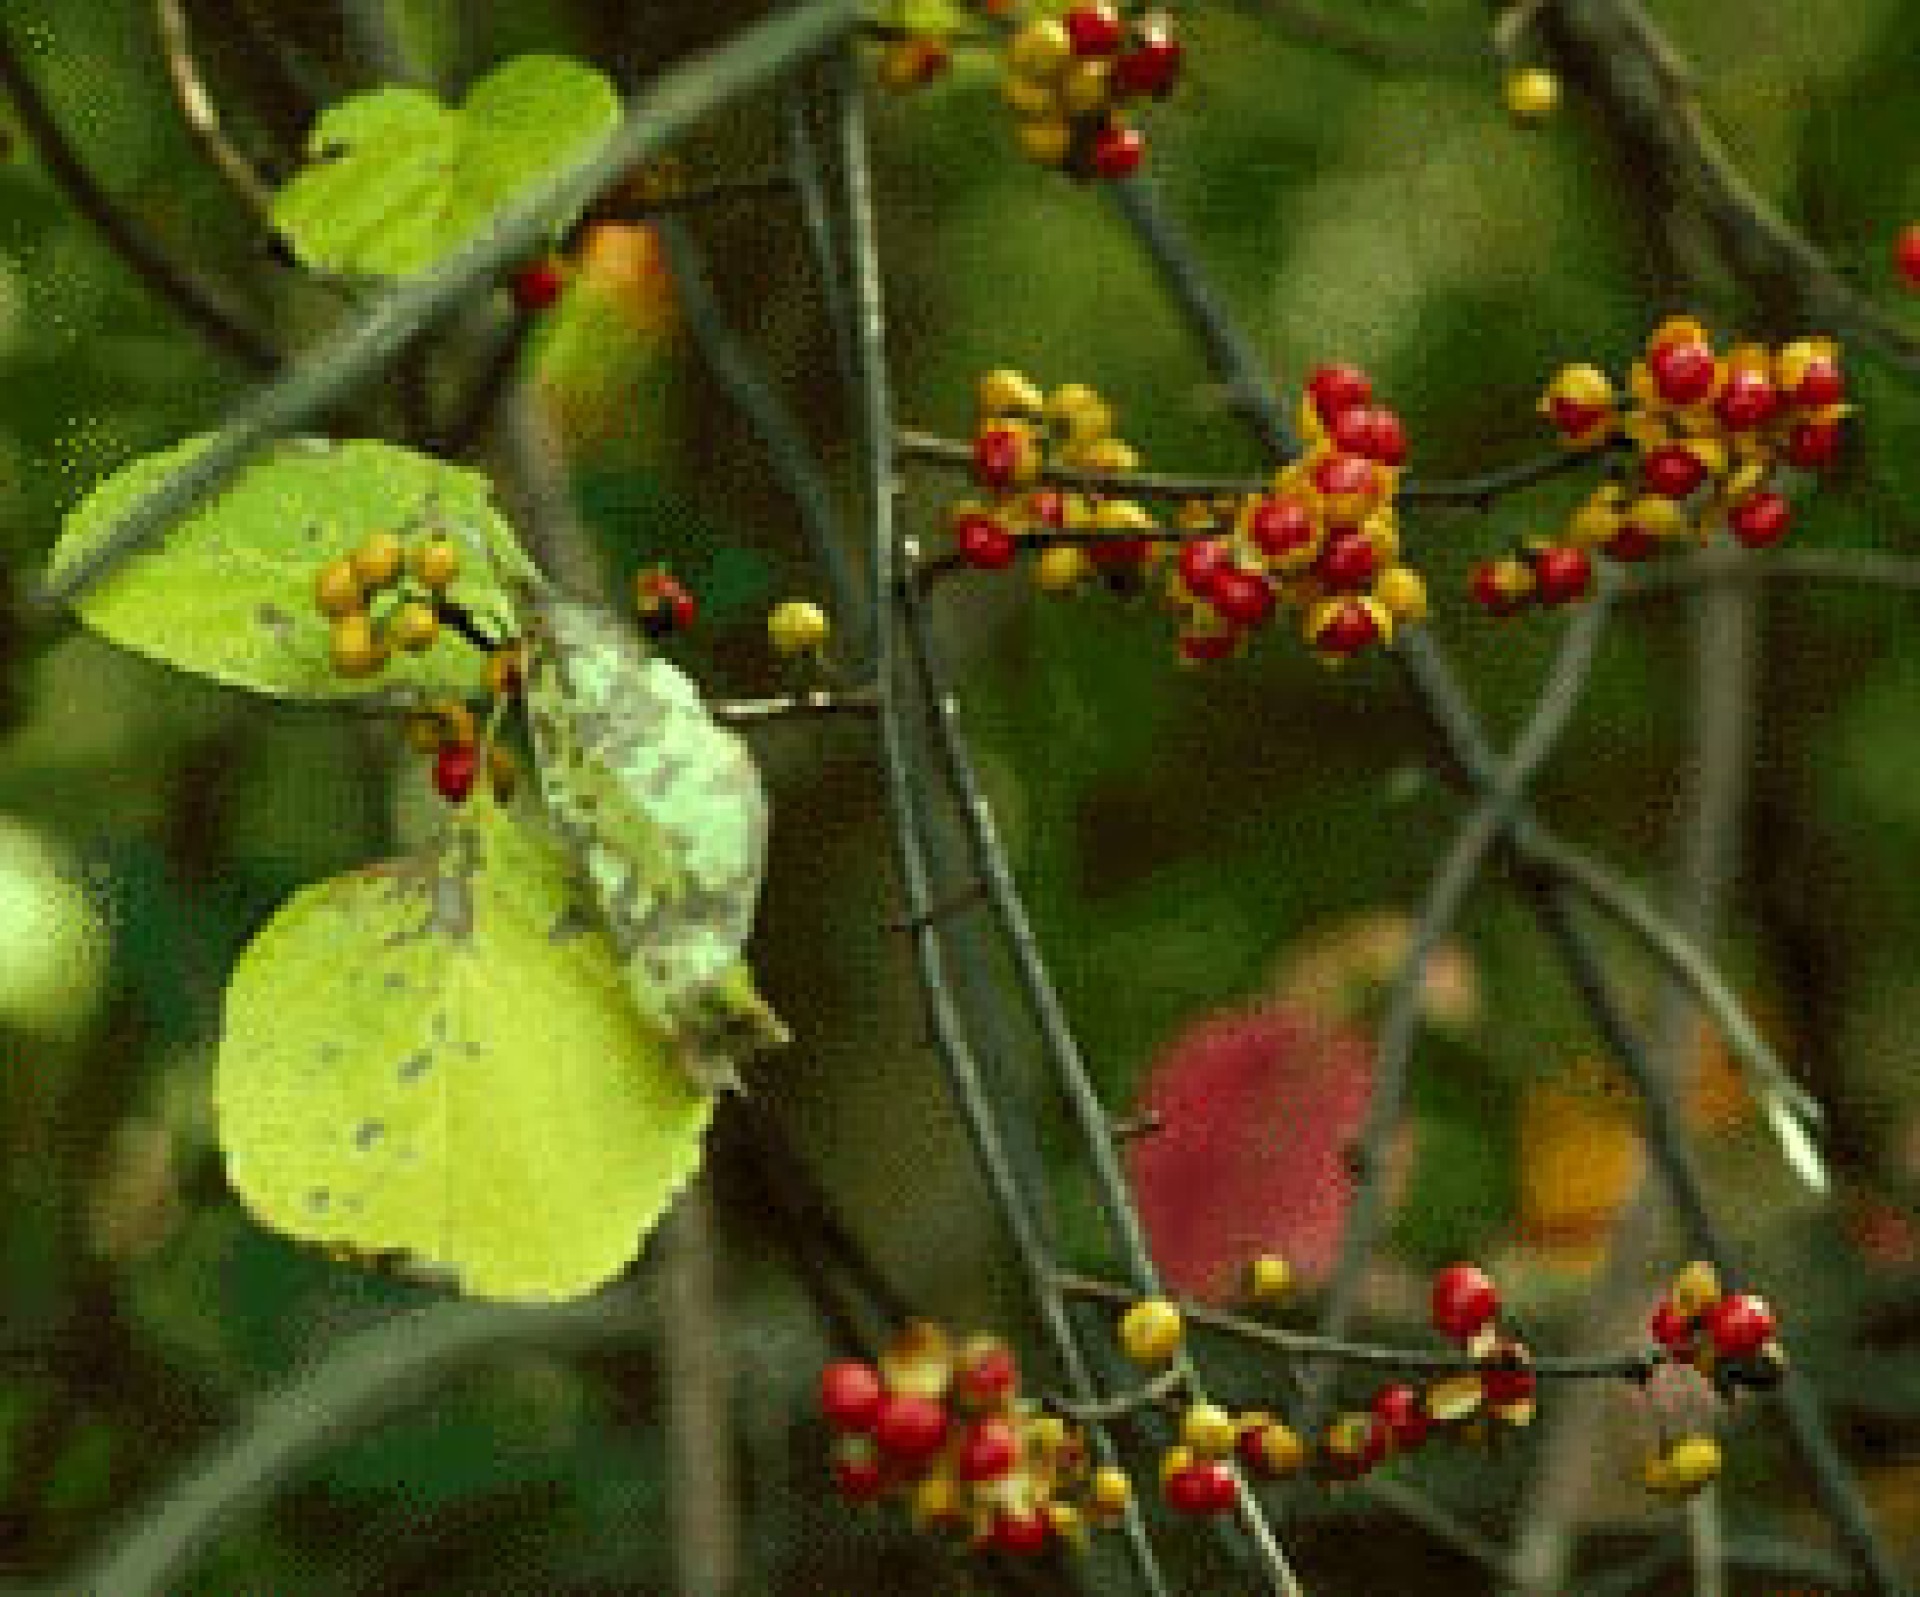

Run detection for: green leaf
[[216, 794, 712, 1302], [271, 56, 620, 279], [521, 585, 787, 1091], [48, 436, 535, 699]]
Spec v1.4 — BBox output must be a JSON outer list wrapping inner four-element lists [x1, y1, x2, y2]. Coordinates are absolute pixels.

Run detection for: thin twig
[[154, 0, 278, 219], [1615, 546, 1920, 602], [32, 0, 858, 613], [0, 16, 278, 374], [711, 686, 879, 726]]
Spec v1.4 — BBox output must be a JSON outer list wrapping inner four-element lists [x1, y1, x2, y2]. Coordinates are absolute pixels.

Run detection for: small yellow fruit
[[1373, 565, 1429, 624], [1118, 1297, 1184, 1365], [430, 697, 477, 747], [1093, 498, 1156, 534], [1251, 1421, 1307, 1477], [1074, 437, 1139, 475], [1157, 1444, 1195, 1486], [485, 647, 524, 700], [1028, 1412, 1071, 1455], [1246, 1255, 1294, 1305], [1008, 18, 1072, 78], [314, 559, 363, 618], [1088, 1464, 1133, 1517], [1017, 115, 1074, 168], [329, 613, 384, 678], [1643, 1434, 1721, 1497], [1002, 71, 1059, 118], [1505, 66, 1561, 122], [1060, 59, 1112, 117], [403, 713, 444, 755], [1045, 1501, 1086, 1544], [350, 531, 404, 590], [412, 538, 460, 591], [978, 367, 1047, 420], [1670, 1260, 1722, 1317], [391, 601, 440, 654], [1181, 1402, 1237, 1458], [768, 599, 831, 657], [1034, 544, 1092, 593], [1049, 384, 1115, 445]]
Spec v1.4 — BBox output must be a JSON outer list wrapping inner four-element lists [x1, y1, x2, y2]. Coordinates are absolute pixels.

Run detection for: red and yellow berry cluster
[[820, 1322, 1134, 1557], [1647, 1259, 1784, 1396], [1001, 7, 1183, 180], [1475, 320, 1849, 615], [949, 362, 1426, 665]]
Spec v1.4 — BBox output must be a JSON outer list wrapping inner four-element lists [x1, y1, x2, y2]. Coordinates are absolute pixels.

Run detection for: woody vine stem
[[2, 0, 1915, 1593]]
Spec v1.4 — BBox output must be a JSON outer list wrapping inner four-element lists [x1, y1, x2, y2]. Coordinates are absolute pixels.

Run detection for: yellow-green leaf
[[216, 795, 711, 1301]]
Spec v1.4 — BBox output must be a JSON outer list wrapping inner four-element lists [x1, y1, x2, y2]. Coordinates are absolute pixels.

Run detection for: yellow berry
[[1251, 1421, 1306, 1477], [1670, 1260, 1722, 1317], [1073, 436, 1139, 475], [1505, 66, 1561, 121], [978, 367, 1047, 420], [1017, 116, 1073, 168], [1373, 565, 1428, 624], [1093, 498, 1155, 534], [1046, 1501, 1086, 1545], [1246, 1255, 1295, 1305], [1644, 1435, 1721, 1497], [329, 613, 385, 678], [1008, 18, 1072, 78], [1046, 382, 1113, 442], [1181, 1402, 1237, 1458], [1034, 544, 1092, 593], [1002, 71, 1059, 118], [1060, 59, 1112, 117], [391, 601, 440, 654], [1119, 1296, 1184, 1365], [1088, 1464, 1133, 1517], [430, 698, 477, 747], [350, 531, 404, 590], [411, 537, 460, 591], [1028, 1412, 1071, 1455], [315, 559, 363, 618], [403, 713, 444, 755], [1157, 1444, 1195, 1487], [768, 599, 831, 657]]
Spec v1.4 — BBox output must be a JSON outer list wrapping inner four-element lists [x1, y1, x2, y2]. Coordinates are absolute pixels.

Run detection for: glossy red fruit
[[973, 426, 1029, 490], [1471, 562, 1526, 616], [1165, 1460, 1238, 1516], [1177, 627, 1238, 663], [955, 512, 1017, 569], [1065, 3, 1124, 56], [1091, 123, 1146, 180], [637, 571, 697, 637], [510, 257, 566, 312], [874, 1392, 950, 1464], [1715, 367, 1779, 431], [1604, 525, 1659, 563], [1088, 535, 1152, 568], [958, 1417, 1020, 1482], [1648, 339, 1717, 405], [1547, 397, 1609, 439], [1316, 600, 1380, 656], [1247, 495, 1316, 560], [1211, 566, 1276, 627], [1791, 357, 1844, 408], [1895, 223, 1920, 289], [1728, 491, 1790, 549], [1332, 404, 1407, 466], [1431, 1263, 1500, 1341], [1532, 545, 1593, 606], [1650, 1298, 1695, 1356], [1315, 530, 1379, 591], [1370, 1383, 1431, 1450], [1307, 363, 1372, 422], [1113, 24, 1183, 98], [1312, 451, 1379, 503], [1178, 536, 1233, 600], [820, 1360, 884, 1433], [1642, 444, 1707, 499], [1786, 417, 1842, 471], [832, 1436, 889, 1500], [1704, 1292, 1777, 1358], [955, 1342, 1019, 1409], [433, 741, 479, 803], [1481, 1350, 1537, 1408], [990, 1509, 1052, 1554], [1028, 488, 1068, 528]]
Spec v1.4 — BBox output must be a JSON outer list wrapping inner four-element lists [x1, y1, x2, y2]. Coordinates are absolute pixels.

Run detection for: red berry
[[1165, 1460, 1237, 1516], [1531, 545, 1593, 606], [1247, 494, 1316, 560], [955, 512, 1017, 569], [1177, 627, 1237, 663], [637, 571, 697, 637], [1787, 417, 1842, 471], [1471, 562, 1526, 616], [1728, 491, 1790, 549], [1315, 530, 1379, 591], [1028, 488, 1068, 528], [1895, 223, 1920, 289], [1113, 27, 1183, 98], [973, 427, 1029, 490], [1312, 451, 1379, 502], [1650, 1298, 1695, 1357], [1370, 1383, 1431, 1450], [874, 1392, 950, 1464], [990, 1509, 1052, 1554], [955, 1342, 1019, 1409], [1642, 444, 1706, 499], [1332, 404, 1407, 467], [1703, 1292, 1777, 1358], [1307, 363, 1372, 422], [1715, 367, 1779, 431], [1210, 566, 1276, 627], [1316, 599, 1380, 656], [1480, 1350, 1537, 1408], [958, 1417, 1020, 1482], [1549, 397, 1610, 439], [510, 258, 566, 312], [1178, 536, 1233, 600], [1088, 535, 1152, 569], [1431, 1263, 1499, 1341], [1648, 340, 1717, 405], [433, 741, 479, 804], [1604, 525, 1659, 563], [832, 1437, 888, 1500], [1791, 358, 1844, 409], [1090, 123, 1146, 180], [1065, 3, 1124, 56], [819, 1360, 884, 1433]]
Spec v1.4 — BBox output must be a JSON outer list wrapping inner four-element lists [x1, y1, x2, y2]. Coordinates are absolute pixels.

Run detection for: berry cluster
[[1001, 8, 1182, 179], [1647, 1259, 1785, 1398], [313, 530, 461, 680], [949, 362, 1425, 665], [405, 696, 520, 806], [820, 1322, 1133, 1557], [1474, 320, 1849, 615]]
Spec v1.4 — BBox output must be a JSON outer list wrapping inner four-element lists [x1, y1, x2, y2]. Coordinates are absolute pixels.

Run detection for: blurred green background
[[1, 0, 1918, 1591]]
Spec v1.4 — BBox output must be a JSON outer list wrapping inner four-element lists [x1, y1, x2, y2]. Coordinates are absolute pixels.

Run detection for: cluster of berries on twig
[[1473, 320, 1849, 616], [1000, 7, 1182, 180], [946, 361, 1425, 665], [819, 1321, 1134, 1557], [314, 530, 462, 680]]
